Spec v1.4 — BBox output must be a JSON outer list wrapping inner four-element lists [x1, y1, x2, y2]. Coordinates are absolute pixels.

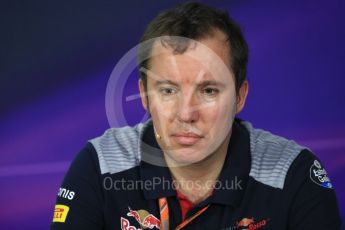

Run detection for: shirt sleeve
[[50, 143, 104, 230], [287, 149, 342, 229]]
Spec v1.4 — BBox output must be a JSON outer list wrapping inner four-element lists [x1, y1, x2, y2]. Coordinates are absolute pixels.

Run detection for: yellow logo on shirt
[[53, 204, 70, 223]]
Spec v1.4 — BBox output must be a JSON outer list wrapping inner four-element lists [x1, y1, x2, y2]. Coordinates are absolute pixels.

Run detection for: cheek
[[203, 97, 236, 137], [150, 97, 176, 121], [148, 97, 177, 139], [202, 96, 236, 121]]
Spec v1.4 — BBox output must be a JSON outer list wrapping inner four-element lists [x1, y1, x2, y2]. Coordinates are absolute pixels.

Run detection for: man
[[51, 2, 341, 230]]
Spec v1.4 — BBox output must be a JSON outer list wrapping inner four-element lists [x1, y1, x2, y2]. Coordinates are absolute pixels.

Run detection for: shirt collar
[[139, 119, 251, 207]]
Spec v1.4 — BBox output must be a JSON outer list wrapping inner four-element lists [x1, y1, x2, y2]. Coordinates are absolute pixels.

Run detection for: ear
[[138, 79, 148, 111], [236, 80, 249, 114]]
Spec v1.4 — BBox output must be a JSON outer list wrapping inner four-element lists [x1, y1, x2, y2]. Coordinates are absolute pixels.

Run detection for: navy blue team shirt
[[51, 119, 342, 229]]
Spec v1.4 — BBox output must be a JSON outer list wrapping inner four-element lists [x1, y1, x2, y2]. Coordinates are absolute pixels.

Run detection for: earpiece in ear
[[153, 125, 161, 139]]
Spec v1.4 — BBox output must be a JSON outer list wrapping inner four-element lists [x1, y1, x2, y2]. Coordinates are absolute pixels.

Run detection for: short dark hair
[[138, 2, 248, 94]]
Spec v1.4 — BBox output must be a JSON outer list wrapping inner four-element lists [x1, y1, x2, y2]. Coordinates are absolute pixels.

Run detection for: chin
[[166, 148, 209, 166]]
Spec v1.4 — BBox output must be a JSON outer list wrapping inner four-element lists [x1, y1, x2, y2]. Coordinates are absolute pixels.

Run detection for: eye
[[201, 87, 219, 96], [159, 87, 177, 95]]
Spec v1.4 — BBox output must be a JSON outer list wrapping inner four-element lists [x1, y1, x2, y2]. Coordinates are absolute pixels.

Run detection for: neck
[[166, 130, 231, 204]]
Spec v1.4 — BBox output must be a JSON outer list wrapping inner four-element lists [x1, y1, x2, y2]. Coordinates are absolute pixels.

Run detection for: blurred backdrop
[[1, 0, 344, 228]]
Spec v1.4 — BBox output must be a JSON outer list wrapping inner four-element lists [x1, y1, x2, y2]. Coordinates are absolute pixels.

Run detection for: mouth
[[171, 132, 203, 146]]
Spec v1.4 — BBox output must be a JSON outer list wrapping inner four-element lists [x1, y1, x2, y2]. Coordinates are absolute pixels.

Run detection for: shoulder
[[241, 121, 308, 189], [88, 122, 148, 174]]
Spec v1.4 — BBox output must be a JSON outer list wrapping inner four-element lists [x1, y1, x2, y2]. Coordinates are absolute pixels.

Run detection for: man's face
[[139, 30, 248, 166]]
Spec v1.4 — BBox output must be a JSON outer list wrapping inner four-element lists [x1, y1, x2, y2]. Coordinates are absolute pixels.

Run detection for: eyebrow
[[154, 79, 226, 88], [198, 80, 225, 87], [154, 80, 178, 87]]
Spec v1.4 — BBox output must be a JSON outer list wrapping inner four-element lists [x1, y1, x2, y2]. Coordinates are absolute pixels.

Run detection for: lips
[[171, 132, 203, 145]]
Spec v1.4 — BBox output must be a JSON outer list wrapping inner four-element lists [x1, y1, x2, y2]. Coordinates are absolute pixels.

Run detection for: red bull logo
[[142, 214, 160, 229], [235, 217, 268, 230], [121, 217, 138, 230], [127, 209, 142, 224], [237, 217, 254, 227], [125, 207, 160, 229]]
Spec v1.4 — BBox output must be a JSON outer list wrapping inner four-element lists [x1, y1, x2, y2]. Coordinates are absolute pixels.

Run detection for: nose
[[176, 91, 199, 123]]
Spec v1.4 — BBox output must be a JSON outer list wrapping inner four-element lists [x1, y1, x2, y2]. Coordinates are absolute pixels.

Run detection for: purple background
[[1, 0, 344, 228]]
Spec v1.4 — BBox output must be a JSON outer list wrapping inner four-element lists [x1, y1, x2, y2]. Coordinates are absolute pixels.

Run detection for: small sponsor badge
[[310, 160, 333, 189], [53, 204, 70, 223]]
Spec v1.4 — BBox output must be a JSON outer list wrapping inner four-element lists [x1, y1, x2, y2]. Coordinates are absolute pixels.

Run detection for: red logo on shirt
[[236, 217, 268, 230], [121, 207, 160, 230], [121, 217, 138, 230], [222, 217, 269, 230]]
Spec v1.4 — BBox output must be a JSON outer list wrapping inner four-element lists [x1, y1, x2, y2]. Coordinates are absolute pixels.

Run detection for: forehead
[[148, 31, 232, 81], [150, 30, 230, 64]]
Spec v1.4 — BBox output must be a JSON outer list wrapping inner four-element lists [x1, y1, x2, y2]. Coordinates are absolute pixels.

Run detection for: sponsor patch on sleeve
[[310, 160, 333, 189], [53, 204, 70, 223], [58, 187, 75, 200]]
